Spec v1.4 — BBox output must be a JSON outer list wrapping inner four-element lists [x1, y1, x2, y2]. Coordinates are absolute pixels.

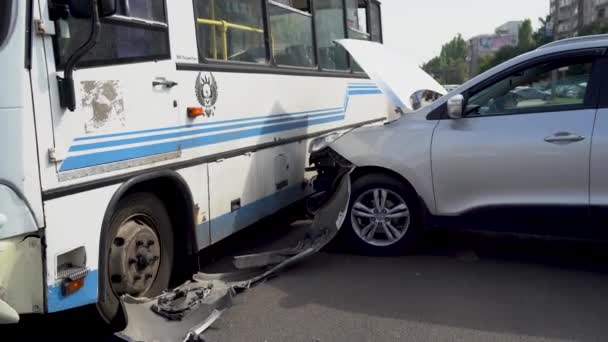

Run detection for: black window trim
[[598, 55, 608, 108], [25, 0, 33, 69], [375, 0, 383, 43], [190, 0, 383, 78], [53, 0, 171, 70], [426, 48, 607, 120], [176, 60, 370, 78]]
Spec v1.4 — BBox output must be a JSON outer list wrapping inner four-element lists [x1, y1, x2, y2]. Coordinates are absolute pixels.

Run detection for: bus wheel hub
[[109, 216, 161, 297]]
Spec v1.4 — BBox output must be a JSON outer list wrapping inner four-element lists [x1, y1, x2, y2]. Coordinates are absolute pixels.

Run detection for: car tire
[[339, 173, 421, 255], [97, 193, 174, 330]]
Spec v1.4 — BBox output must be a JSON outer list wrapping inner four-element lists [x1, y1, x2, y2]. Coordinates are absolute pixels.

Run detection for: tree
[[533, 15, 553, 47], [422, 34, 468, 84], [578, 21, 608, 36], [422, 56, 441, 80], [475, 18, 549, 76], [478, 54, 496, 74], [518, 19, 534, 51]]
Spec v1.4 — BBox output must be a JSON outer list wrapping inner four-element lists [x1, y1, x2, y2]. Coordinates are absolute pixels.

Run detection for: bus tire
[[98, 192, 174, 329]]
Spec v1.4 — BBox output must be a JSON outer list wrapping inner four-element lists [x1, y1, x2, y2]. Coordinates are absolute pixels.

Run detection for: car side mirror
[[447, 94, 464, 119], [68, 0, 117, 19]]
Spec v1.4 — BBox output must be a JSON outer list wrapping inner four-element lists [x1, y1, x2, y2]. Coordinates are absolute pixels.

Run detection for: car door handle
[[544, 132, 586, 144]]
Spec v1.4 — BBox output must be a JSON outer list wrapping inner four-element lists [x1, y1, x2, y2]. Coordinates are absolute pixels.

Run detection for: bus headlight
[[309, 132, 346, 154], [0, 185, 37, 240]]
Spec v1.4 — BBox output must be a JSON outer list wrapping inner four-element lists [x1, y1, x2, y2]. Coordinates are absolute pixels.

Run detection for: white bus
[[0, 0, 388, 327]]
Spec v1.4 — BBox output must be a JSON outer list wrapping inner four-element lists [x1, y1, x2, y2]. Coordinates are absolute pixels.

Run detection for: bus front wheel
[[98, 193, 174, 329]]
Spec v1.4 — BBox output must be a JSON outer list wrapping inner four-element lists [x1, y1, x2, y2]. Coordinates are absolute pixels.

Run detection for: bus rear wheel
[[98, 193, 174, 329]]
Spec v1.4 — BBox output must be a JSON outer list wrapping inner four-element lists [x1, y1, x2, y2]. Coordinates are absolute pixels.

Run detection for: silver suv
[[310, 36, 608, 254]]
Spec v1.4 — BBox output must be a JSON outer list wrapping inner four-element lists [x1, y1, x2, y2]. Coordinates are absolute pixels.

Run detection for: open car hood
[[337, 39, 446, 111]]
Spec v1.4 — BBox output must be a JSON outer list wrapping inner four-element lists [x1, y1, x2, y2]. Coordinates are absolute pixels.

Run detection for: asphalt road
[[5, 215, 608, 342]]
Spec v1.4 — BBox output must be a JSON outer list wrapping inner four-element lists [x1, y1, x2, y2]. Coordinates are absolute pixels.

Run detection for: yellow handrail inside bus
[[196, 18, 264, 61]]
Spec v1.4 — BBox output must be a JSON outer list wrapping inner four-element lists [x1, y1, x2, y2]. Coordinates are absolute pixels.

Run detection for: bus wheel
[[98, 193, 174, 328]]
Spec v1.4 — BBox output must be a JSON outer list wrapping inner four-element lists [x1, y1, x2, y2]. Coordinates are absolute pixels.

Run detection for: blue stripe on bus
[[73, 107, 344, 142], [348, 89, 383, 95], [60, 114, 345, 171], [71, 85, 379, 143], [209, 185, 308, 244], [47, 271, 98, 313], [347, 85, 379, 89], [70, 110, 343, 152]]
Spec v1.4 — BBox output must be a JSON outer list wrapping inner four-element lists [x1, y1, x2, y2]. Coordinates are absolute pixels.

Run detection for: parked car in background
[[513, 86, 551, 101], [309, 36, 608, 254]]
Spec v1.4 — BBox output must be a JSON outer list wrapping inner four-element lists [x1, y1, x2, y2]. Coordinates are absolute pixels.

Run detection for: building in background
[[552, 0, 608, 39], [468, 21, 522, 77]]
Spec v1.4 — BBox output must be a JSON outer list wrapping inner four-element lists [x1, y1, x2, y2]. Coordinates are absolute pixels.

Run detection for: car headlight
[[309, 132, 345, 154]]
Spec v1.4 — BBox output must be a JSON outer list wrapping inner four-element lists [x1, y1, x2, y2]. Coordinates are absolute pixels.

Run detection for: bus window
[[369, 1, 382, 43], [193, 0, 267, 64], [268, 0, 315, 67], [315, 0, 348, 71], [53, 0, 169, 68], [117, 0, 166, 22], [345, 0, 369, 41], [345, 0, 382, 72]]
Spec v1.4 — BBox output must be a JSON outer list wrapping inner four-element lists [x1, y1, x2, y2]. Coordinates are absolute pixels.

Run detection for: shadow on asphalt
[[4, 204, 608, 341], [263, 230, 608, 341]]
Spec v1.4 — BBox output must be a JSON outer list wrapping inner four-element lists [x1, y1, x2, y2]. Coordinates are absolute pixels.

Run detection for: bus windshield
[[0, 0, 15, 49]]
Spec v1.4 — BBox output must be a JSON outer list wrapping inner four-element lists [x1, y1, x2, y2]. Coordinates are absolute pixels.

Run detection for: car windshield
[[0, 0, 15, 49]]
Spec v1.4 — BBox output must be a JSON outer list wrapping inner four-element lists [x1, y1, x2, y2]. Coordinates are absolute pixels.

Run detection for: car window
[[466, 58, 595, 117]]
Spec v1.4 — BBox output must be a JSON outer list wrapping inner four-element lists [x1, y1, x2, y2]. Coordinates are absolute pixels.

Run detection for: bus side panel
[[176, 164, 211, 250], [43, 185, 120, 313], [208, 140, 311, 244]]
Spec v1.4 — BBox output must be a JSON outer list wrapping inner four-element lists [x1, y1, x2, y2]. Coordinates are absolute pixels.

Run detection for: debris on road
[[117, 173, 351, 342]]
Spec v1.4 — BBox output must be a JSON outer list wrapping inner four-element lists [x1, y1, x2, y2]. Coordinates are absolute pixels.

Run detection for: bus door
[[39, 0, 178, 181]]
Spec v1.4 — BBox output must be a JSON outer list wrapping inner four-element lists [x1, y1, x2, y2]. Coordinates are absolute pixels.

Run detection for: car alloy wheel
[[350, 188, 411, 247]]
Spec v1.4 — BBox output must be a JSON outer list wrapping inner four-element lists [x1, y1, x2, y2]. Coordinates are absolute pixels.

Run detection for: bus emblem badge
[[195, 72, 218, 117]]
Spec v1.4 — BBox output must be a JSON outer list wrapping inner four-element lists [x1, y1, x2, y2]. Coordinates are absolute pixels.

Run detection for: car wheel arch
[[350, 166, 431, 216]]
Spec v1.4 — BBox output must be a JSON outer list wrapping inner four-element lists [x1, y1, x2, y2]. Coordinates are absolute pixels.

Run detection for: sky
[[381, 0, 550, 66]]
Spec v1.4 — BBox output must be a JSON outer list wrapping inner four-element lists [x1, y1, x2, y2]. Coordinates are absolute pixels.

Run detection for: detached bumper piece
[[118, 173, 352, 342], [0, 299, 19, 324]]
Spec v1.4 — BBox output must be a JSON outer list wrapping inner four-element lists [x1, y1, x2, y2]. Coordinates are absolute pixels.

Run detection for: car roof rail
[[537, 34, 608, 50]]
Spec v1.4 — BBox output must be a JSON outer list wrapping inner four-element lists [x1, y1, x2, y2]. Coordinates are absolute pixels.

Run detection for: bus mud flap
[[117, 172, 351, 342]]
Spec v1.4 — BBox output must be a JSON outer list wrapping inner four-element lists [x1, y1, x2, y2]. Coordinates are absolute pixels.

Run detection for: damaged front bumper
[[307, 147, 354, 212]]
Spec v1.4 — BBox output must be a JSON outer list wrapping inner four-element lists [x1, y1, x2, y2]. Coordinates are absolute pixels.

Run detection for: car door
[[431, 51, 603, 236], [590, 56, 608, 238]]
